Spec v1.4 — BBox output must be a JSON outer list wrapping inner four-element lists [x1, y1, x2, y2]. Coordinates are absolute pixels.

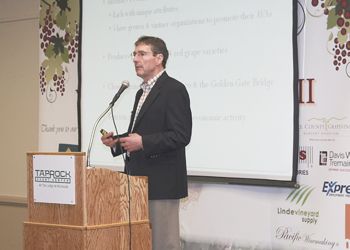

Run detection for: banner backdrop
[[180, 1, 350, 249], [38, 0, 350, 249], [38, 0, 79, 151]]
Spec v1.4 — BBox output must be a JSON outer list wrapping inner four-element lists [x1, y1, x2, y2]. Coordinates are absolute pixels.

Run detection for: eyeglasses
[[131, 51, 154, 59]]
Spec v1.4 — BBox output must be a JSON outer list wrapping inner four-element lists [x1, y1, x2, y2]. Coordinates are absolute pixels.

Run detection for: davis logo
[[319, 151, 328, 166], [319, 150, 350, 169], [322, 181, 350, 198]]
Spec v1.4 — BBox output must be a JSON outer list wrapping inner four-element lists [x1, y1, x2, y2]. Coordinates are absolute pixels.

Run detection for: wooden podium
[[23, 152, 151, 250]]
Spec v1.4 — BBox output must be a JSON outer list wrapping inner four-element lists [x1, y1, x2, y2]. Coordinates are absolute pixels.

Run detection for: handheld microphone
[[87, 80, 130, 167], [110, 80, 130, 106]]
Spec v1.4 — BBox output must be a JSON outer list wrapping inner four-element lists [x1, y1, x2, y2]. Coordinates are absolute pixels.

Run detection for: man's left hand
[[119, 133, 143, 153]]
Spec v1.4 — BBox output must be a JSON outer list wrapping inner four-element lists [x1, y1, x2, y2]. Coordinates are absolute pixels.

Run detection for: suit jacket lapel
[[132, 72, 168, 131], [128, 89, 143, 133]]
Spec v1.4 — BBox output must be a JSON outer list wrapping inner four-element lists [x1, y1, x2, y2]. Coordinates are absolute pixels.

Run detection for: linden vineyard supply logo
[[277, 185, 318, 225], [34, 169, 72, 184], [286, 185, 315, 206]]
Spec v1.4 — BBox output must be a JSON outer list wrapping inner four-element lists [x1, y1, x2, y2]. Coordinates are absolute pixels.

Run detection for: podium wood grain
[[24, 152, 151, 250]]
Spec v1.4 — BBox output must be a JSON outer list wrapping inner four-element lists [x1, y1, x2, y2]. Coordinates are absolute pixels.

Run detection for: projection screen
[[81, 0, 299, 185]]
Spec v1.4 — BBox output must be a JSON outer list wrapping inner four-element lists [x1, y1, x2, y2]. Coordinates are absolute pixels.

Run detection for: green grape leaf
[[51, 1, 61, 20], [41, 59, 49, 68], [65, 0, 80, 34], [327, 8, 337, 30], [325, 0, 337, 8], [61, 48, 69, 63], [337, 30, 347, 44], [39, 0, 54, 26], [56, 11, 68, 30], [44, 56, 63, 82], [50, 34, 65, 56], [57, 68, 64, 77], [45, 44, 55, 58], [39, 9, 48, 26], [56, 0, 70, 12]]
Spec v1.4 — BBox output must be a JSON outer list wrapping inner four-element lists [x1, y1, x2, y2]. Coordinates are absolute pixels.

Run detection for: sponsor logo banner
[[33, 155, 75, 205], [322, 181, 350, 198], [319, 151, 350, 172], [298, 146, 314, 175], [275, 226, 339, 249]]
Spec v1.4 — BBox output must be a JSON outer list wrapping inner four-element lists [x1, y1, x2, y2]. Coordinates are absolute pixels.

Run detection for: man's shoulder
[[160, 72, 186, 90]]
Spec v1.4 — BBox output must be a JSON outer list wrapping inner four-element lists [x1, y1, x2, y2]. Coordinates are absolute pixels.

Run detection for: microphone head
[[121, 80, 130, 88]]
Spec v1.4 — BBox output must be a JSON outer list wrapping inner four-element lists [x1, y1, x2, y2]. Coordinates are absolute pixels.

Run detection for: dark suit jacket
[[113, 72, 192, 200]]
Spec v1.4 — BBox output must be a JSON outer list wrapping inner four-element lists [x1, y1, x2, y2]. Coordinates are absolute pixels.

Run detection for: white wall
[[0, 0, 39, 249], [0, 0, 39, 196]]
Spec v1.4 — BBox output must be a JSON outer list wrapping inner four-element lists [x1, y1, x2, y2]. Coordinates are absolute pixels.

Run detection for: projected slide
[[81, 0, 297, 182]]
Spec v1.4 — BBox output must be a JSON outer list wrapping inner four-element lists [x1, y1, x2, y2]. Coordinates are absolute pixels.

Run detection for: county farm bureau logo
[[300, 116, 350, 138]]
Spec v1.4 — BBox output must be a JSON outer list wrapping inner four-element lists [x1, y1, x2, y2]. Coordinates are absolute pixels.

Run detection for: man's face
[[132, 43, 163, 81]]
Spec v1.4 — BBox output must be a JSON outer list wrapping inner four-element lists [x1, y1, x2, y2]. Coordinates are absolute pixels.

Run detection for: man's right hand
[[101, 131, 118, 147]]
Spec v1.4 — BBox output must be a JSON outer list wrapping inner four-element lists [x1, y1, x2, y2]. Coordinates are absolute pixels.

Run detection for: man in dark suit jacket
[[101, 36, 192, 250]]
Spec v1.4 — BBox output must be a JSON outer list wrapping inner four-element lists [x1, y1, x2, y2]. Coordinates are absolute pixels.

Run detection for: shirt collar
[[140, 69, 165, 92]]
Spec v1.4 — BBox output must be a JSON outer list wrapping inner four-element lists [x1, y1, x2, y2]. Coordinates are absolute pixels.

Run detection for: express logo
[[322, 181, 350, 197], [34, 169, 72, 184]]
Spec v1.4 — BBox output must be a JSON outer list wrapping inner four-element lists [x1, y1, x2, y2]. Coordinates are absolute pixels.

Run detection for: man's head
[[133, 36, 169, 81]]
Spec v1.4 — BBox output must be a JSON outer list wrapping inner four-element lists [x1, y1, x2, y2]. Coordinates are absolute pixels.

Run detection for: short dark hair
[[135, 36, 169, 68]]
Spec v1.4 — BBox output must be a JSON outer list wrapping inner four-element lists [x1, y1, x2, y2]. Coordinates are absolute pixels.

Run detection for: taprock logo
[[34, 169, 72, 184], [286, 185, 314, 206]]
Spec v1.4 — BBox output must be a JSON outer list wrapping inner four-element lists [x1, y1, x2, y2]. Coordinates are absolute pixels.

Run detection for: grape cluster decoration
[[39, 0, 79, 102], [310, 0, 350, 74]]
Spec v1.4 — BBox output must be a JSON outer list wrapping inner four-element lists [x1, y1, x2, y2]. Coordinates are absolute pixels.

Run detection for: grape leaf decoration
[[39, 0, 79, 102], [310, 0, 350, 75]]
